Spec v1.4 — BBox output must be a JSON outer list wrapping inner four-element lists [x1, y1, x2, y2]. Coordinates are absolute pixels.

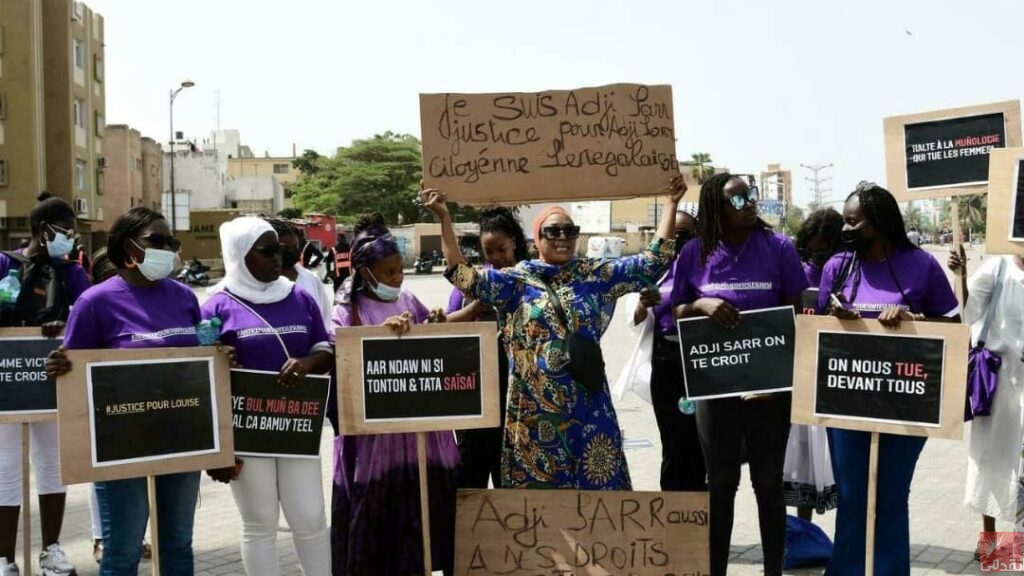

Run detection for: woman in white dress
[[956, 254, 1024, 540]]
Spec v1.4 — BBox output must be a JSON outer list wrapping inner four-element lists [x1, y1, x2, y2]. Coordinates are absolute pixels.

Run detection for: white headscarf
[[677, 202, 699, 221], [207, 217, 294, 304]]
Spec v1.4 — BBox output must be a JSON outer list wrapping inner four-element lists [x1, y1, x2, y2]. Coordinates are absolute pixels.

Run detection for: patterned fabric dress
[[446, 237, 674, 489]]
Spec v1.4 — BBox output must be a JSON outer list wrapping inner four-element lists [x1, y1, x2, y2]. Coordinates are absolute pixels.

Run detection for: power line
[[800, 163, 833, 208]]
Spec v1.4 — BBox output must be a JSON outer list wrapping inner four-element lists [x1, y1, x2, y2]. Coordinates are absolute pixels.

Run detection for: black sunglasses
[[540, 225, 581, 240], [252, 243, 283, 257], [137, 234, 181, 252], [728, 185, 760, 211]]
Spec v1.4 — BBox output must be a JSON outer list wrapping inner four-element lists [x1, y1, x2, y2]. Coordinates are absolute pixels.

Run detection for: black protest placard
[[904, 112, 1005, 189], [801, 288, 820, 315], [0, 336, 60, 415], [230, 370, 329, 458], [1013, 159, 1024, 241], [677, 306, 796, 400], [88, 358, 219, 466], [814, 331, 945, 427], [362, 335, 482, 421]]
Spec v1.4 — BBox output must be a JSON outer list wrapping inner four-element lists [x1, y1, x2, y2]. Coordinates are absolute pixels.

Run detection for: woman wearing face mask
[[330, 213, 459, 576], [45, 207, 218, 576], [782, 208, 844, 523], [818, 182, 959, 575], [423, 176, 686, 490], [203, 217, 333, 576], [445, 207, 529, 488], [266, 219, 333, 332], [0, 193, 89, 576], [624, 202, 708, 492], [671, 174, 808, 576]]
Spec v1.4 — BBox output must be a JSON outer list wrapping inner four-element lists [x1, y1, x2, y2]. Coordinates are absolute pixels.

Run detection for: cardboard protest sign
[[335, 322, 500, 435], [883, 100, 1021, 201], [420, 83, 678, 205], [792, 316, 969, 439], [454, 489, 709, 575], [677, 306, 796, 400], [0, 329, 61, 422], [230, 370, 330, 458], [58, 347, 233, 484], [983, 148, 1024, 254]]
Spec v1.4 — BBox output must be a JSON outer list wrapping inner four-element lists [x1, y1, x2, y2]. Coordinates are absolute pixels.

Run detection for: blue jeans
[[826, 430, 926, 576], [95, 472, 201, 576]]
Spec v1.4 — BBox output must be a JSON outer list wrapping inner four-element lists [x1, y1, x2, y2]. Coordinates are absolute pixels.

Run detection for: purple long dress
[[330, 289, 460, 576]]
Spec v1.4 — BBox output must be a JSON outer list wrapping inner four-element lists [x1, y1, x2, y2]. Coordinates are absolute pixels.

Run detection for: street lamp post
[[169, 80, 195, 233]]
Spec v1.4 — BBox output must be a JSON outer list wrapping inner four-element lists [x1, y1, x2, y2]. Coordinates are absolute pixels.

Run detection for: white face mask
[[46, 232, 74, 259], [132, 241, 175, 281], [365, 270, 401, 301]]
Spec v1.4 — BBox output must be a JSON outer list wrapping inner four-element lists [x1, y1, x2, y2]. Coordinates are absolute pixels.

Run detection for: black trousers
[[650, 335, 707, 491], [696, 393, 791, 576], [456, 344, 509, 488]]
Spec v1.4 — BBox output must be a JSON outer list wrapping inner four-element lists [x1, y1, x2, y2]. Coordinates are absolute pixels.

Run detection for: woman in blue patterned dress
[[421, 178, 686, 489]]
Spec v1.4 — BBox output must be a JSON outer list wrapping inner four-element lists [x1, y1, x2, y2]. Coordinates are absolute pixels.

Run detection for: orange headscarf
[[531, 205, 571, 243]]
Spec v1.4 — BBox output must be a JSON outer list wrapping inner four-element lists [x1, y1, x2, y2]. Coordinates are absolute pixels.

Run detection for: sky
[[86, 0, 1024, 209]]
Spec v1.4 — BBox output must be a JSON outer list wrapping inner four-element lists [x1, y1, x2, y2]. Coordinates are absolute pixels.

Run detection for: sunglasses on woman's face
[[252, 243, 283, 257], [137, 234, 181, 251], [540, 225, 581, 241], [728, 185, 760, 211]]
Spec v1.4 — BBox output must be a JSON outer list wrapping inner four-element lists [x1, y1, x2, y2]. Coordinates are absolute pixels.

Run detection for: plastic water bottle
[[196, 317, 221, 346], [677, 396, 696, 415], [0, 270, 21, 304]]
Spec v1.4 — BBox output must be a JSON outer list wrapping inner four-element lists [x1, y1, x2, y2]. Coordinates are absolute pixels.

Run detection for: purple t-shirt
[[202, 288, 330, 372], [803, 261, 823, 288], [651, 266, 677, 337], [817, 249, 959, 319], [670, 230, 809, 311], [63, 276, 201, 349], [334, 289, 429, 328], [0, 251, 91, 304]]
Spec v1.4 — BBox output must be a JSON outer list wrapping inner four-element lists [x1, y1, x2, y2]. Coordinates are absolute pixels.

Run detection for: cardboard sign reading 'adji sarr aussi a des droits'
[[454, 489, 710, 576], [420, 83, 679, 205]]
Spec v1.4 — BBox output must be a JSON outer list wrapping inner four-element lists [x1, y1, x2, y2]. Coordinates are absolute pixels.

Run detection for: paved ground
[[14, 244, 1002, 575]]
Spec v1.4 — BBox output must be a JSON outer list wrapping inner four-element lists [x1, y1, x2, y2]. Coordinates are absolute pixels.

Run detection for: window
[[73, 39, 84, 70], [73, 99, 85, 128], [94, 111, 104, 135], [0, 26, 5, 55], [0, 159, 7, 186], [75, 159, 87, 190], [273, 163, 290, 174], [0, 92, 6, 120], [93, 55, 103, 82]]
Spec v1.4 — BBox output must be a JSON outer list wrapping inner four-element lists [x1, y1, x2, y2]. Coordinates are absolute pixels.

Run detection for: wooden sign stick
[[22, 423, 31, 576], [864, 431, 880, 576], [417, 432, 432, 576], [147, 476, 160, 576], [951, 200, 966, 304]]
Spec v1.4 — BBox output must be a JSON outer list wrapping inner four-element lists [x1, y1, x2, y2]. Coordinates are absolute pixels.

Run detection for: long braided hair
[[695, 173, 769, 265], [829, 182, 917, 307], [479, 207, 528, 263]]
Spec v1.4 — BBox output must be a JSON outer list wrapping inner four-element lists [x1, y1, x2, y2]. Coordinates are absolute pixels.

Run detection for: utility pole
[[801, 163, 833, 209]]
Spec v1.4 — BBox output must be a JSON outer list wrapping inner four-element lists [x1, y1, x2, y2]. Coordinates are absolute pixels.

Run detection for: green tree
[[290, 132, 423, 224], [277, 207, 303, 219], [688, 153, 715, 184], [784, 204, 806, 236], [958, 194, 987, 239]]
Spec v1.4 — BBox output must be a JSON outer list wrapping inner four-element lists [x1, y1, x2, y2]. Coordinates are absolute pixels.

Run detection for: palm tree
[[958, 194, 987, 240], [688, 153, 715, 184]]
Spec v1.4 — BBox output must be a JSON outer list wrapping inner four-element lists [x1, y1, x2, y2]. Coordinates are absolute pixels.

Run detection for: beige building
[[101, 125, 163, 239], [0, 0, 106, 248], [760, 163, 793, 206], [227, 156, 301, 188]]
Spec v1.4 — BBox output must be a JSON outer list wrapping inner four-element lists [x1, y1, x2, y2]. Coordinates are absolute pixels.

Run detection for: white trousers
[[230, 456, 329, 576], [0, 422, 65, 506]]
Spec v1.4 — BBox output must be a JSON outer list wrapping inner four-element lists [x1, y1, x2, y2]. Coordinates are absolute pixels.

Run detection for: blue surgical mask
[[365, 270, 401, 301], [46, 232, 74, 259], [132, 241, 175, 281]]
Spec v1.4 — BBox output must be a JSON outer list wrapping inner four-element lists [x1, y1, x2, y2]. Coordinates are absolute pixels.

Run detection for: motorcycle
[[413, 256, 433, 275], [177, 260, 210, 287]]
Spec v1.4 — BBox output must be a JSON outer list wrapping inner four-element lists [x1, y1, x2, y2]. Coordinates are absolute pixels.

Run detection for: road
[[32, 245, 993, 575]]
